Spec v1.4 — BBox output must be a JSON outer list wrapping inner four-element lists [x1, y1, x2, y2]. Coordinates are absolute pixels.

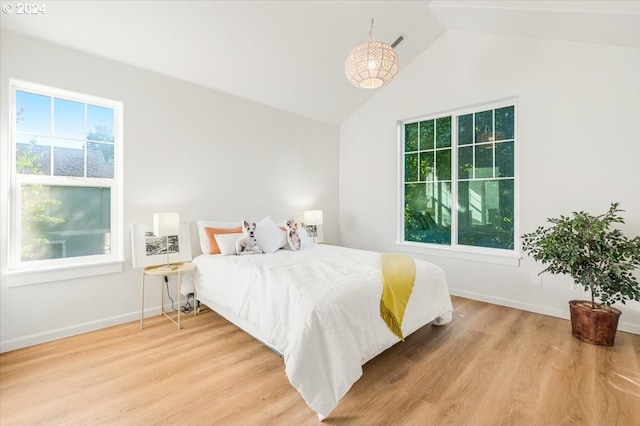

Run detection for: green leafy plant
[[522, 202, 640, 307], [16, 139, 65, 261]]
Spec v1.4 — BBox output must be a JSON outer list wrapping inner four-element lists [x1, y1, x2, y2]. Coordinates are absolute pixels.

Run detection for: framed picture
[[131, 222, 192, 268]]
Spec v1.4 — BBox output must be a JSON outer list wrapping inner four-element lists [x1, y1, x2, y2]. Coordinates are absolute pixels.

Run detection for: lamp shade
[[345, 39, 399, 89], [153, 213, 179, 237], [304, 210, 323, 226]]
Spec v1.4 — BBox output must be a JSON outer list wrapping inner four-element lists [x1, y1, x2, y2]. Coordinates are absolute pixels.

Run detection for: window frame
[[4, 80, 124, 286], [396, 98, 520, 266]]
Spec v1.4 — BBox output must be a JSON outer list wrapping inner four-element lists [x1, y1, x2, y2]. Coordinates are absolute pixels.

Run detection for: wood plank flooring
[[1, 296, 639, 425]]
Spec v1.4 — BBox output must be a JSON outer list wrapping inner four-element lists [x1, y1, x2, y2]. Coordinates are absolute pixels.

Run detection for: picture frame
[[130, 221, 192, 268]]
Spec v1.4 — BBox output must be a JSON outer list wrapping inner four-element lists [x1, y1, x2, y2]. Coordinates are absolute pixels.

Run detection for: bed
[[192, 242, 453, 420]]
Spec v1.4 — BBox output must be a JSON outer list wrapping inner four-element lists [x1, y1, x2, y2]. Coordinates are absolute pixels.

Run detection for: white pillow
[[272, 219, 288, 249], [255, 216, 284, 254], [298, 226, 312, 248], [214, 233, 243, 256], [197, 220, 241, 254]]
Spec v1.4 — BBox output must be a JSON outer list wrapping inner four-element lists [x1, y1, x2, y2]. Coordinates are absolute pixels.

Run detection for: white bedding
[[193, 244, 453, 420]]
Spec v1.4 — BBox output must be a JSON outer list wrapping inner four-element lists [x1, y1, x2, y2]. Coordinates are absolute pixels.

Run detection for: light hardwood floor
[[1, 296, 639, 425]]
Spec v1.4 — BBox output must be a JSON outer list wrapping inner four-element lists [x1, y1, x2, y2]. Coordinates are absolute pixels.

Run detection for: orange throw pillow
[[205, 226, 242, 254]]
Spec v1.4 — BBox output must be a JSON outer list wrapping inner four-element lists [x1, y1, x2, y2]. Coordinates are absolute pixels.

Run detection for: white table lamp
[[153, 212, 179, 271], [304, 210, 323, 243]]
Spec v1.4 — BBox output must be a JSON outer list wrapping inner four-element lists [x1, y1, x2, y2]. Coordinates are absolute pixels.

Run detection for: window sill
[[3, 260, 124, 287], [395, 242, 521, 267]]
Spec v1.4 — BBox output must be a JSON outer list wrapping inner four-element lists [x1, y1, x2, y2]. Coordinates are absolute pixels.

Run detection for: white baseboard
[[0, 303, 175, 353], [3, 291, 637, 353], [449, 288, 640, 336]]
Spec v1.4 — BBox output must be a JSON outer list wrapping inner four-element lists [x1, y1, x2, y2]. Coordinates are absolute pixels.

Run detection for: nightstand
[[140, 262, 196, 329]]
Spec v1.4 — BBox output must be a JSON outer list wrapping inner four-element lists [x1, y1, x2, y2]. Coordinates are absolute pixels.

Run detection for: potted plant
[[522, 202, 640, 346]]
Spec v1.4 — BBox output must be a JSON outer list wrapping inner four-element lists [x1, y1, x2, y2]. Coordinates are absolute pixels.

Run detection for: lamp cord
[[164, 275, 194, 313], [163, 276, 176, 311], [181, 293, 194, 314]]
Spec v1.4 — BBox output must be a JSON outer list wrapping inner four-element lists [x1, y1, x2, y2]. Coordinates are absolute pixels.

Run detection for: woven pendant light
[[345, 18, 399, 89]]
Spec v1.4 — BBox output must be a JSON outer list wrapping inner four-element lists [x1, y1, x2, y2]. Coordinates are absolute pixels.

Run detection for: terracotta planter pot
[[569, 300, 621, 346]]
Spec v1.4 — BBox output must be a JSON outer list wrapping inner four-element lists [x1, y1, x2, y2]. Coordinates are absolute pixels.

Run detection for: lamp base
[[157, 264, 178, 272]]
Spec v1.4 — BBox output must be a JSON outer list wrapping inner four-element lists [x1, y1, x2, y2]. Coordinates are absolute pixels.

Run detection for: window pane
[[405, 123, 419, 152], [87, 105, 115, 142], [419, 151, 434, 182], [20, 184, 111, 261], [436, 116, 451, 148], [401, 103, 515, 252], [405, 153, 419, 182], [458, 146, 473, 179], [474, 144, 494, 179], [436, 149, 451, 181], [457, 179, 514, 249], [88, 143, 114, 178], [475, 110, 493, 143], [404, 182, 451, 244], [54, 98, 85, 140], [419, 120, 434, 150], [16, 91, 51, 135], [496, 141, 514, 178], [458, 114, 473, 146], [16, 135, 51, 175], [53, 139, 85, 177], [495, 106, 514, 141]]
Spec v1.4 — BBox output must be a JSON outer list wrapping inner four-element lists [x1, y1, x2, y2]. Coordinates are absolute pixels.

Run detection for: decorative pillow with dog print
[[285, 219, 301, 250]]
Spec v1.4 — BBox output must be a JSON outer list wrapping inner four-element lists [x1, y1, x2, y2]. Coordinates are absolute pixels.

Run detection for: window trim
[[396, 97, 520, 265], [4, 79, 124, 286]]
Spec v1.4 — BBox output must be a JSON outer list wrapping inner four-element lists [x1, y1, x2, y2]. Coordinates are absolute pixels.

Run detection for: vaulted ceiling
[[2, 1, 639, 125]]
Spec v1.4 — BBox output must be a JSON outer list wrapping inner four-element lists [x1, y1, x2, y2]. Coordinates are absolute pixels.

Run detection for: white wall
[[340, 31, 640, 334], [0, 31, 339, 352]]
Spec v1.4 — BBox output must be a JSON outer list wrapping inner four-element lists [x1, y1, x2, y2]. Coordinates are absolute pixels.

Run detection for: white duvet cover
[[193, 244, 453, 420]]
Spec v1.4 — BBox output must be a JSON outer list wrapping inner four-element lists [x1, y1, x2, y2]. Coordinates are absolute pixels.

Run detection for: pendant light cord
[[369, 18, 375, 41], [369, 0, 376, 41]]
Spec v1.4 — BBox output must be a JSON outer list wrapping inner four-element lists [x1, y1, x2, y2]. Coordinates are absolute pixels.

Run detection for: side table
[[141, 262, 196, 329]]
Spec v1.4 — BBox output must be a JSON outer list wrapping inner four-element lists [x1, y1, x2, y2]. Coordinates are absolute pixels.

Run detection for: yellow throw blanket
[[380, 253, 416, 341]]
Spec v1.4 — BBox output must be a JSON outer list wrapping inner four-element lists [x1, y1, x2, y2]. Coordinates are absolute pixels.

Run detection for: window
[[7, 80, 123, 283], [400, 100, 517, 255]]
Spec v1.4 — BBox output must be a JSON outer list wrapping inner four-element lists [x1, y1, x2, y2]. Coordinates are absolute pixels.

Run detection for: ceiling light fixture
[[345, 18, 400, 89]]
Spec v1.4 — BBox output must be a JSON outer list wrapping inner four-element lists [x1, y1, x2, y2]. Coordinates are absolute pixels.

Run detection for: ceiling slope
[[1, 1, 638, 125]]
